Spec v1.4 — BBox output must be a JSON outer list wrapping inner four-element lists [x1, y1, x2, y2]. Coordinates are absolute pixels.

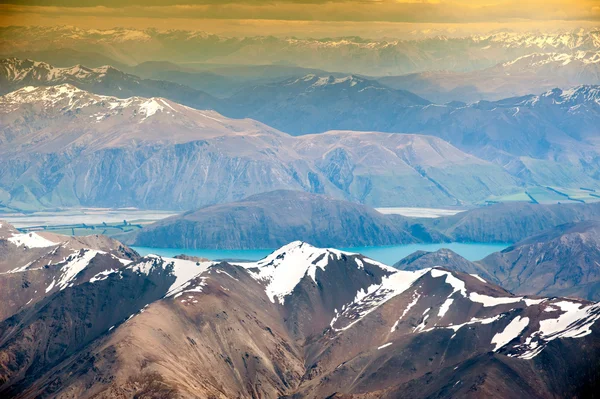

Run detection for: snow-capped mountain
[[501, 50, 600, 69], [1, 235, 599, 397], [0, 58, 133, 89], [519, 85, 600, 107], [3, 26, 600, 75], [379, 50, 600, 103], [0, 84, 281, 152], [0, 84, 521, 210], [0, 57, 218, 109]]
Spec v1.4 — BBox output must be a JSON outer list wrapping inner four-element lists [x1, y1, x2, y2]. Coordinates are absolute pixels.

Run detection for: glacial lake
[[132, 242, 510, 265]]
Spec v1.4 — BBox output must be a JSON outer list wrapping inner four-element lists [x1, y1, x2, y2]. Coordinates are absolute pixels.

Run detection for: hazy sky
[[0, 0, 599, 37]]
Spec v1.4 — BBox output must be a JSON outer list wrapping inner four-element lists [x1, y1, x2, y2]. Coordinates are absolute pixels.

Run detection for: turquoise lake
[[132, 242, 510, 265]]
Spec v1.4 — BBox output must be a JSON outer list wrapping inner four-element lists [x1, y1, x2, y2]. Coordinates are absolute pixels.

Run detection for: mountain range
[[1, 223, 599, 397], [379, 51, 600, 103], [0, 84, 523, 210], [3, 56, 600, 195], [0, 58, 217, 109], [123, 198, 600, 252], [426, 201, 600, 243], [3, 26, 600, 75]]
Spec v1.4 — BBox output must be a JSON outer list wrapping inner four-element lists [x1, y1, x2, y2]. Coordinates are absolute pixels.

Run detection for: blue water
[[132, 242, 509, 265]]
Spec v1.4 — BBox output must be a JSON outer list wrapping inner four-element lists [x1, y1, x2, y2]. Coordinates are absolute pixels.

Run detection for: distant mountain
[[3, 25, 600, 75], [224, 74, 431, 133], [480, 221, 600, 301], [378, 51, 600, 103], [0, 58, 218, 109], [1, 238, 599, 397], [121, 190, 446, 249], [222, 77, 600, 190], [131, 62, 339, 98], [394, 248, 499, 284], [4, 57, 600, 192], [3, 48, 128, 70], [426, 202, 600, 243], [0, 85, 522, 210]]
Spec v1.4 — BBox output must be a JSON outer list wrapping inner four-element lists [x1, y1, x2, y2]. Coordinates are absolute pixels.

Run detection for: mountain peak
[[241, 241, 372, 304]]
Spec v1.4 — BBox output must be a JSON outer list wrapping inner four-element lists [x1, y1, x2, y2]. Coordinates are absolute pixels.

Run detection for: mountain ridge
[[0, 229, 599, 397], [120, 190, 447, 249], [0, 85, 523, 210]]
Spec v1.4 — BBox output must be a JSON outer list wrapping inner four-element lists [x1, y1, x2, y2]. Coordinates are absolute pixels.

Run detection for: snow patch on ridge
[[491, 316, 529, 351], [331, 268, 430, 332], [8, 232, 58, 248]]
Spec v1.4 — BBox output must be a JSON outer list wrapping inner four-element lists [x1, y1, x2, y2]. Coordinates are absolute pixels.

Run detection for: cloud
[[0, 0, 598, 23]]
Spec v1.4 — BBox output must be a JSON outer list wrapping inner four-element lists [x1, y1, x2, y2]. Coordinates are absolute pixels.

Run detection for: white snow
[[438, 298, 454, 318], [56, 250, 101, 290], [391, 292, 421, 332], [331, 268, 430, 332], [523, 298, 545, 306], [469, 274, 486, 283], [176, 278, 208, 299], [377, 342, 393, 350], [213, 268, 239, 281], [240, 241, 363, 304], [45, 279, 56, 293], [90, 269, 118, 283], [421, 314, 503, 336], [430, 269, 466, 297], [128, 255, 212, 297], [491, 316, 529, 351], [164, 258, 212, 297], [139, 98, 164, 120], [516, 301, 600, 359], [414, 314, 430, 332], [7, 232, 58, 248], [468, 292, 523, 307]]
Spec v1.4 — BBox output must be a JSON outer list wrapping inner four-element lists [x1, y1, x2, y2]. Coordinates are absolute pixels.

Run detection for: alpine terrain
[[0, 224, 599, 398]]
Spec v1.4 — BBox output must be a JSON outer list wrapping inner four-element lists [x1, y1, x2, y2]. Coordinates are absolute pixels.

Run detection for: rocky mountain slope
[[0, 84, 522, 210], [3, 57, 600, 192], [426, 201, 600, 243], [394, 248, 499, 284], [224, 78, 600, 190], [479, 221, 600, 301], [223, 74, 430, 133], [3, 26, 599, 75], [121, 190, 446, 249], [0, 221, 139, 322], [225, 76, 600, 190], [0, 239, 599, 398]]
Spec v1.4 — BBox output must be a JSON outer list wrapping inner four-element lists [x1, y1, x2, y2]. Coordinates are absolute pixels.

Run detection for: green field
[[485, 186, 600, 205]]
